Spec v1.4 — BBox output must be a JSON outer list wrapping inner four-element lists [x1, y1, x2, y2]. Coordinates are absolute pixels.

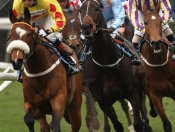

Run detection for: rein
[[140, 46, 170, 67]]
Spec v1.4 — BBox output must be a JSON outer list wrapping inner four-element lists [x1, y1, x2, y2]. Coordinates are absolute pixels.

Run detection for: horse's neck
[[91, 30, 119, 64], [26, 45, 57, 72]]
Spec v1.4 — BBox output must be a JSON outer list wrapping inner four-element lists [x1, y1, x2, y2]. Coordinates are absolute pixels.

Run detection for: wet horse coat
[[7, 7, 82, 132]]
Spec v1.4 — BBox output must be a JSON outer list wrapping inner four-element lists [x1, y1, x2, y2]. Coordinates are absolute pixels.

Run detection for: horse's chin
[[84, 33, 93, 39]]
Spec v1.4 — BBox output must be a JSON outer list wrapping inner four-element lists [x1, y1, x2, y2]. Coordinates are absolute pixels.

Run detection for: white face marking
[[151, 15, 156, 20], [16, 27, 27, 39], [70, 18, 75, 23], [16, 50, 20, 57]]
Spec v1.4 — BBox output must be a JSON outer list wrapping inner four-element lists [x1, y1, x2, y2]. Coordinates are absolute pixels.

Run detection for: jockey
[[100, 0, 141, 66], [121, 0, 129, 17], [129, 0, 175, 59], [57, 0, 82, 12], [12, 0, 79, 80]]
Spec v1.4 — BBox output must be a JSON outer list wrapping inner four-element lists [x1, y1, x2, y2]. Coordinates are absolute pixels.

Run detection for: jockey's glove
[[39, 29, 53, 37], [108, 27, 115, 33]]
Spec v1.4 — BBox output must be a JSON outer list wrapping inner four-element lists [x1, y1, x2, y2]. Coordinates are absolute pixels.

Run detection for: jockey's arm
[[160, 0, 171, 26], [128, 0, 144, 32], [46, 0, 66, 32], [110, 0, 125, 30]]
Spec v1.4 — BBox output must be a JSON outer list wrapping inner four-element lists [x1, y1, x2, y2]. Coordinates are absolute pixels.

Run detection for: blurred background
[[0, 0, 13, 62]]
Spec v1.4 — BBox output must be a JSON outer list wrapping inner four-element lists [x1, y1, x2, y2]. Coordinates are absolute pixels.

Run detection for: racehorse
[[140, 3, 175, 132], [62, 10, 84, 56], [62, 10, 134, 132], [79, 0, 153, 132], [62, 10, 100, 131], [6, 7, 82, 132]]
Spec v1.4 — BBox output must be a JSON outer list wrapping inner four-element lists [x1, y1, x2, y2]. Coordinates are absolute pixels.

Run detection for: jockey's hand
[[108, 27, 115, 33], [39, 29, 52, 37]]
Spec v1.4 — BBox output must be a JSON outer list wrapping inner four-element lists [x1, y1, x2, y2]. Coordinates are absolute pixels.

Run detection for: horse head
[[143, 2, 162, 53], [79, 0, 106, 38], [62, 10, 83, 53], [7, 7, 37, 70]]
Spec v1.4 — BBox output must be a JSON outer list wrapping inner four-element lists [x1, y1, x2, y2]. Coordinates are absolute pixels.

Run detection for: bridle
[[143, 12, 162, 46], [81, 0, 102, 35], [140, 12, 170, 67], [81, 0, 124, 67], [10, 22, 61, 77], [10, 22, 42, 61]]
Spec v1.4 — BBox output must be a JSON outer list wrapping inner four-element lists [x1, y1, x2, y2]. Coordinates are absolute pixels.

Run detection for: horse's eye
[[144, 22, 147, 25], [27, 33, 32, 38], [94, 7, 99, 12]]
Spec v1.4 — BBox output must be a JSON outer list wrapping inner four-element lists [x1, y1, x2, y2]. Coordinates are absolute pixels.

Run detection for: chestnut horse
[[79, 0, 153, 132], [140, 3, 175, 132], [62, 10, 134, 132], [6, 7, 82, 132]]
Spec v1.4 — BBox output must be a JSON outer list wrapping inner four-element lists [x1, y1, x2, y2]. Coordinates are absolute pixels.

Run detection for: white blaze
[[70, 18, 75, 23], [16, 27, 27, 38], [151, 15, 156, 20]]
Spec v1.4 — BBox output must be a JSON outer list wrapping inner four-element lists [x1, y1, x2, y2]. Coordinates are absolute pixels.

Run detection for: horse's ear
[[9, 8, 18, 24], [143, 3, 150, 15], [23, 7, 31, 22], [155, 2, 160, 13]]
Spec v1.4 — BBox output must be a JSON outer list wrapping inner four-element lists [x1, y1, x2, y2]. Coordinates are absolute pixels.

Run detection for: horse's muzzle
[[81, 24, 93, 38], [151, 40, 162, 53], [11, 58, 24, 70]]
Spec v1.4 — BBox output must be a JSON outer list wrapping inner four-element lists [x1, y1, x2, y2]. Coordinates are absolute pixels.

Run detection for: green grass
[[0, 75, 175, 132]]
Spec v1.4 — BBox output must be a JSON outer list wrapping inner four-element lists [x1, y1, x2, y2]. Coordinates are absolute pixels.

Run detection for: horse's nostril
[[90, 24, 93, 28]]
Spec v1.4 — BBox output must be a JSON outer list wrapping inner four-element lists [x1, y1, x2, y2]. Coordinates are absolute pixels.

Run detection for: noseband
[[11, 22, 41, 61], [81, 0, 101, 35]]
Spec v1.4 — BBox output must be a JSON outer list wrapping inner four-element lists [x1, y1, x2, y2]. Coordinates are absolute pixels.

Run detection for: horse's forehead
[[14, 27, 27, 39], [151, 15, 156, 20], [70, 18, 76, 23], [146, 14, 160, 22]]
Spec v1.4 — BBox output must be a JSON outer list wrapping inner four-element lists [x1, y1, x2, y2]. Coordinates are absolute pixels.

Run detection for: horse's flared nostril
[[11, 59, 23, 70]]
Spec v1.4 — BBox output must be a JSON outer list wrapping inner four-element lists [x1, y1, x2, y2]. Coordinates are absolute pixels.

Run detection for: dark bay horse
[[62, 10, 134, 132], [140, 3, 175, 132], [6, 7, 82, 132], [79, 0, 152, 132]]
